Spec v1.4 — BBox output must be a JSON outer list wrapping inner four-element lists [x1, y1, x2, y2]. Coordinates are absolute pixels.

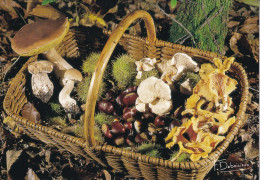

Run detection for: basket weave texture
[[3, 10, 249, 180]]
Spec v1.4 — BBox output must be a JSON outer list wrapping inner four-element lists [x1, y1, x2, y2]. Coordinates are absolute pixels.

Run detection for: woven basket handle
[[83, 10, 156, 146]]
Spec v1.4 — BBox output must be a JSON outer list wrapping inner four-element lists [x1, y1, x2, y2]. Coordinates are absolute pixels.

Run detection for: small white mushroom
[[59, 68, 82, 112], [135, 97, 148, 112], [28, 60, 54, 103], [135, 58, 157, 79], [136, 77, 173, 115], [180, 79, 193, 95], [149, 98, 173, 116], [171, 53, 199, 81]]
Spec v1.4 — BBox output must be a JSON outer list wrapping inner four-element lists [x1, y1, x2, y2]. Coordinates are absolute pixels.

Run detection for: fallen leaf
[[244, 16, 259, 25], [229, 33, 252, 55], [228, 21, 240, 28], [248, 38, 259, 62], [25, 168, 40, 180], [6, 149, 23, 172], [238, 129, 252, 142], [21, 102, 41, 123], [239, 24, 259, 34], [26, 0, 42, 15], [0, 0, 24, 19], [244, 139, 259, 159], [236, 0, 259, 7], [103, 170, 111, 180], [30, 4, 63, 20]]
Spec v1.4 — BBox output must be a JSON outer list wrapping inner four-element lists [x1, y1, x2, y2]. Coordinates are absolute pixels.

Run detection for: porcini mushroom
[[11, 16, 83, 112], [28, 60, 54, 103], [136, 77, 173, 115], [59, 68, 82, 112], [135, 58, 157, 79]]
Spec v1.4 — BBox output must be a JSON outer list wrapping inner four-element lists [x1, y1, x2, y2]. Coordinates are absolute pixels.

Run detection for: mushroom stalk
[[59, 79, 79, 112], [44, 48, 73, 77]]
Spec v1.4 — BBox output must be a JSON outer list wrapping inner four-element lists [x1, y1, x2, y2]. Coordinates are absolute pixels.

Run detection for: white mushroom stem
[[59, 79, 79, 112], [31, 73, 54, 103], [43, 48, 73, 80], [135, 58, 157, 79]]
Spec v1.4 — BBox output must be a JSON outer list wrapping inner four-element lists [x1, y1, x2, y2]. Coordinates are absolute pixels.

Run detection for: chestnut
[[124, 86, 137, 93], [135, 133, 145, 144], [174, 106, 184, 119], [151, 134, 157, 143], [123, 92, 138, 106], [114, 136, 125, 146], [148, 123, 156, 136], [134, 120, 142, 133], [124, 122, 133, 130], [116, 92, 127, 106], [154, 116, 166, 127], [126, 135, 135, 146], [111, 121, 125, 134], [123, 108, 137, 122], [105, 89, 116, 101], [101, 124, 113, 138], [169, 119, 181, 131], [98, 99, 114, 114], [142, 112, 155, 122]]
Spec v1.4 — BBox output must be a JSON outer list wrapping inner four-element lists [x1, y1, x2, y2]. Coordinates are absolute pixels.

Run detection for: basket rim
[[3, 32, 249, 171]]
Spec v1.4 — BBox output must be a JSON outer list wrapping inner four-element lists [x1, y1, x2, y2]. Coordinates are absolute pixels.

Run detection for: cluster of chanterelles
[[165, 57, 238, 162], [11, 15, 82, 112]]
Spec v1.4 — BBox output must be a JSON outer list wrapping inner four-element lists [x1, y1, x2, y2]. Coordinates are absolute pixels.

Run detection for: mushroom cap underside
[[12, 16, 69, 56]]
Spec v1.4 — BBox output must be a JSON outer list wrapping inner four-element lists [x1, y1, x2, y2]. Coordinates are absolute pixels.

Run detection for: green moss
[[170, 151, 191, 162], [94, 125, 104, 144], [169, 0, 232, 53], [94, 112, 114, 126], [49, 102, 63, 115], [76, 76, 106, 102], [137, 143, 162, 158], [134, 69, 160, 86], [178, 72, 200, 88], [112, 54, 137, 90], [48, 116, 67, 128]]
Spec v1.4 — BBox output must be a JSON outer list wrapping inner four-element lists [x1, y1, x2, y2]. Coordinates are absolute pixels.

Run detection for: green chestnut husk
[[112, 54, 137, 90], [137, 142, 162, 158], [76, 76, 106, 102], [178, 72, 200, 88], [170, 151, 191, 162]]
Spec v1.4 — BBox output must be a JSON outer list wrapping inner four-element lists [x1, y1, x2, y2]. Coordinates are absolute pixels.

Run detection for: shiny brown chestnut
[[98, 99, 114, 114], [101, 124, 113, 138], [124, 86, 137, 93], [169, 119, 181, 131], [123, 92, 138, 106], [154, 116, 166, 127], [123, 108, 137, 122], [124, 122, 133, 130], [134, 120, 142, 133], [135, 133, 145, 144], [116, 92, 127, 106], [111, 121, 125, 134]]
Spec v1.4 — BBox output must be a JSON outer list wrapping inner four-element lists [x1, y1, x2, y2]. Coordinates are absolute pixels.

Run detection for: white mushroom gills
[[135, 58, 157, 79]]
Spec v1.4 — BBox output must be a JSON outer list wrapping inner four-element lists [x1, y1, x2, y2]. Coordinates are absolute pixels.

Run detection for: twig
[[174, 34, 189, 44], [199, 6, 224, 30], [201, 0, 221, 54], [249, 87, 259, 93], [152, 4, 196, 46]]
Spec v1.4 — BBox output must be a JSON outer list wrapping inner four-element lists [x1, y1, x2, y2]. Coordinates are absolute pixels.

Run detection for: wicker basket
[[3, 10, 249, 179]]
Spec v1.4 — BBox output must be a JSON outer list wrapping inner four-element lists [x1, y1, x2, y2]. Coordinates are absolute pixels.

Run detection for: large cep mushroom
[[28, 60, 54, 103], [11, 16, 83, 112]]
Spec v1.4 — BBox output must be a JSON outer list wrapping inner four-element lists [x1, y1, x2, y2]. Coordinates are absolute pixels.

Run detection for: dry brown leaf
[[239, 24, 259, 34], [21, 102, 41, 123], [25, 168, 40, 180], [26, 0, 42, 15], [244, 139, 259, 159], [30, 4, 63, 20], [228, 21, 240, 28], [0, 0, 24, 19], [6, 149, 23, 172], [244, 16, 259, 25], [229, 33, 251, 55], [248, 38, 259, 62]]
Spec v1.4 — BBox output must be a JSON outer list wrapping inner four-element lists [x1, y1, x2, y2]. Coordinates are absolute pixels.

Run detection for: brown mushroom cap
[[63, 68, 83, 82], [12, 16, 69, 56], [28, 60, 53, 74]]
